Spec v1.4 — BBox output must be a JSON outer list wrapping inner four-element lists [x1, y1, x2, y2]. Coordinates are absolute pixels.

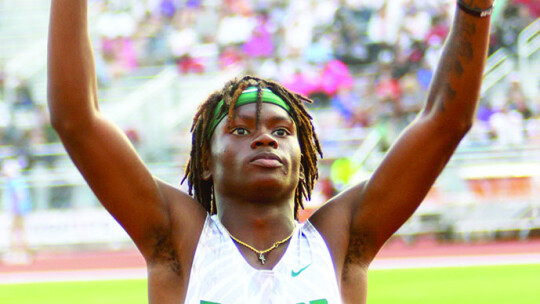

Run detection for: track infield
[[1, 264, 540, 304], [2, 238, 540, 303]]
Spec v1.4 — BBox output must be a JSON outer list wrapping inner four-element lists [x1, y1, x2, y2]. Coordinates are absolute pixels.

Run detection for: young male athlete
[[48, 1, 494, 303]]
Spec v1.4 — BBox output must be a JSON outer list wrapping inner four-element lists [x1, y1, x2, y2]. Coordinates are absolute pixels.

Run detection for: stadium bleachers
[[1, 0, 539, 253]]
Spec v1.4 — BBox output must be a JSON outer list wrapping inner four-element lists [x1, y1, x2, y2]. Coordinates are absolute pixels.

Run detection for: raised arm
[[312, 0, 493, 269], [47, 0, 204, 259]]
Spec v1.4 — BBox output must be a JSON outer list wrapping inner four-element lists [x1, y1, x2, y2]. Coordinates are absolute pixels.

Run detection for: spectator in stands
[[514, 0, 540, 17], [282, 6, 315, 58], [159, 0, 177, 20], [320, 59, 354, 98], [494, 2, 534, 53], [0, 99, 10, 134], [331, 86, 362, 127], [507, 78, 533, 120], [13, 78, 35, 110], [425, 13, 450, 47], [416, 60, 434, 91], [489, 104, 525, 146], [1, 122, 33, 169], [375, 65, 402, 107], [1, 158, 32, 264], [168, 13, 204, 74], [477, 99, 495, 122], [399, 73, 425, 122], [242, 12, 274, 61], [216, 9, 255, 47], [526, 109, 540, 143], [303, 32, 334, 64], [96, 4, 138, 77], [332, 0, 373, 64], [218, 45, 244, 70], [48, 0, 494, 302], [0, 65, 5, 99], [402, 5, 432, 43]]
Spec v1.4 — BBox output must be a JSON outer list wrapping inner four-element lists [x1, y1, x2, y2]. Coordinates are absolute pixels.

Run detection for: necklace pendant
[[258, 253, 266, 264]]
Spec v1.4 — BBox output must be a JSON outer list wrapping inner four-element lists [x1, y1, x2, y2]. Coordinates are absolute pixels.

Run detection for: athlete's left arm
[[311, 1, 493, 272]]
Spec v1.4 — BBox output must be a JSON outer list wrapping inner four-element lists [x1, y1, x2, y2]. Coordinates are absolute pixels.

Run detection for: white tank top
[[184, 215, 342, 304]]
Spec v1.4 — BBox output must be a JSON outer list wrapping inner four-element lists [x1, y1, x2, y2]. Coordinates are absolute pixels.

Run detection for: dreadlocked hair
[[181, 75, 323, 220]]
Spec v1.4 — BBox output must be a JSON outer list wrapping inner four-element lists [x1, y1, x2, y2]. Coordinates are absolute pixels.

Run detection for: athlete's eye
[[273, 128, 290, 137], [231, 128, 249, 136]]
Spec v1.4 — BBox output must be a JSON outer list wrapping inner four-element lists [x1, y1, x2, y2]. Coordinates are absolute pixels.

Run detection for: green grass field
[[1, 264, 540, 303]]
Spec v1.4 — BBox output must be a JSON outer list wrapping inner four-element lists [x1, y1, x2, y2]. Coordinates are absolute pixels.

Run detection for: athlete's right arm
[[47, 0, 205, 261]]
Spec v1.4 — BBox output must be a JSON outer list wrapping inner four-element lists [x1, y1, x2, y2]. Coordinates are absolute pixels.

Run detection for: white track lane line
[[370, 253, 540, 270], [2, 253, 540, 284], [0, 268, 146, 284]]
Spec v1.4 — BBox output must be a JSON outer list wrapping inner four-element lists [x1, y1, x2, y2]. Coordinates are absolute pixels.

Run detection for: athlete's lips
[[250, 152, 282, 163], [249, 152, 283, 167]]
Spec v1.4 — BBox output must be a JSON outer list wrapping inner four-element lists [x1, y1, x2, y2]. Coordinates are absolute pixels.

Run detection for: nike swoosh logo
[[291, 263, 312, 277]]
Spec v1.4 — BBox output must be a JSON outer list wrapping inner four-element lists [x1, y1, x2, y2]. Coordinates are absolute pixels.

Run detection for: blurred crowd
[[0, 1, 537, 253], [86, 0, 540, 155], [0, 72, 55, 170], [0, 0, 539, 174]]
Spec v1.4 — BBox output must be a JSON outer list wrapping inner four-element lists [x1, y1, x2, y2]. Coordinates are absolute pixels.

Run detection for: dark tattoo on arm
[[456, 22, 476, 62], [454, 60, 464, 76], [430, 18, 477, 112], [447, 20, 476, 73], [441, 84, 456, 112]]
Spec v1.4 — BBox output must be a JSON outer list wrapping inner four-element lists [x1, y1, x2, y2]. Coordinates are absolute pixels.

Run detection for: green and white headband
[[206, 87, 291, 139]]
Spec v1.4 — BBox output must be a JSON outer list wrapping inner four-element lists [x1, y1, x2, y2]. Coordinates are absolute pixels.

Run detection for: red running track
[[2, 237, 540, 283]]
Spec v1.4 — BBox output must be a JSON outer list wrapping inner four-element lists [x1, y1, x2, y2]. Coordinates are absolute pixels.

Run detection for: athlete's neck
[[217, 199, 295, 250]]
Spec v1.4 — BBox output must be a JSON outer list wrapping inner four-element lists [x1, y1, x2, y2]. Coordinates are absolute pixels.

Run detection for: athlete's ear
[[202, 168, 212, 181], [202, 154, 212, 181]]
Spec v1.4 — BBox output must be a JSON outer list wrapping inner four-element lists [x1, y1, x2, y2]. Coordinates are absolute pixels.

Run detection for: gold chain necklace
[[228, 229, 295, 265]]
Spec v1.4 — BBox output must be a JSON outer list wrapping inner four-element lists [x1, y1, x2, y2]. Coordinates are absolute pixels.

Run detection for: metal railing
[[518, 17, 540, 100], [481, 48, 515, 97]]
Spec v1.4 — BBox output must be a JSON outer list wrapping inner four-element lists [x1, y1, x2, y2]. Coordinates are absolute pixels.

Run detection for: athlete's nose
[[251, 132, 278, 149]]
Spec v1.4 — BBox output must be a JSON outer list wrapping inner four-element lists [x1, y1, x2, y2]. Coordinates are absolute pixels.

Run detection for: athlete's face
[[206, 103, 301, 201]]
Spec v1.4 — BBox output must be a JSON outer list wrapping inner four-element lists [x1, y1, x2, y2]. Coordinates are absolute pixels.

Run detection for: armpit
[[343, 232, 371, 268], [149, 229, 183, 276]]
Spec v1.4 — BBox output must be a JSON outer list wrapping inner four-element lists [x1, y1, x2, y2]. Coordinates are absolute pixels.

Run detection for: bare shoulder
[[308, 181, 371, 273], [309, 181, 372, 303], [157, 180, 207, 223], [140, 181, 207, 303], [147, 180, 207, 272]]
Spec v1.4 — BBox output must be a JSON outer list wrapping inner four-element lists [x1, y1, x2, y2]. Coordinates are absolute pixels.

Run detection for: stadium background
[[0, 0, 539, 302]]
